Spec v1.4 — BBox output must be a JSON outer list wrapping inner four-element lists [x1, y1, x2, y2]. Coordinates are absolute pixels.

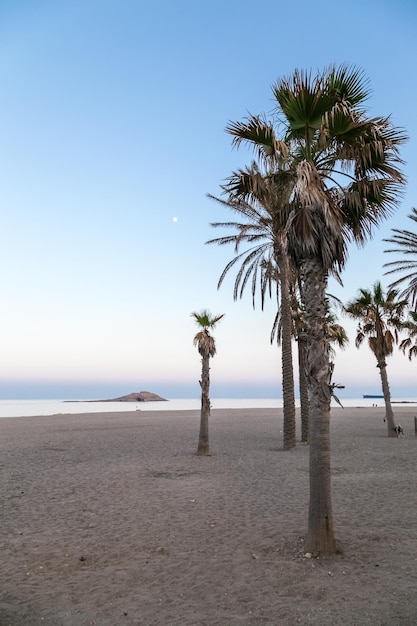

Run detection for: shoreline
[[1, 397, 417, 420], [3, 402, 417, 421]]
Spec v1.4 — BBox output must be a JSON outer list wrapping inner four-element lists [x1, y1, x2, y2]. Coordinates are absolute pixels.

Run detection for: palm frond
[[326, 64, 371, 108], [225, 115, 288, 162]]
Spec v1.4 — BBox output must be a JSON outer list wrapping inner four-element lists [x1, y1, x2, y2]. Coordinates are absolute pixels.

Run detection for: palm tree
[[326, 304, 349, 408], [273, 293, 348, 443], [208, 163, 297, 450], [399, 310, 417, 360], [384, 208, 417, 308], [271, 277, 309, 442], [344, 282, 408, 436], [326, 296, 350, 360], [292, 302, 310, 443], [191, 309, 225, 455], [224, 65, 407, 554], [285, 296, 349, 442]]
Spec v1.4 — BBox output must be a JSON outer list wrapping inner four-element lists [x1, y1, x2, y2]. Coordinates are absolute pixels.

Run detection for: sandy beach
[[1, 406, 417, 626]]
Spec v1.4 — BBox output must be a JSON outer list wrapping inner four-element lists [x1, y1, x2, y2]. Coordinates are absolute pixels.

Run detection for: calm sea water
[[0, 397, 417, 418]]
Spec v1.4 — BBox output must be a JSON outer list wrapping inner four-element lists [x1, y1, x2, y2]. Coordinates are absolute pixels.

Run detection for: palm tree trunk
[[377, 358, 396, 437], [302, 257, 336, 555], [197, 353, 211, 455], [277, 247, 296, 450], [297, 336, 310, 443]]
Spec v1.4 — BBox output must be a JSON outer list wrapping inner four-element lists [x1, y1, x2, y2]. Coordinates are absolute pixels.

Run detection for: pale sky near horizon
[[0, 0, 416, 399]]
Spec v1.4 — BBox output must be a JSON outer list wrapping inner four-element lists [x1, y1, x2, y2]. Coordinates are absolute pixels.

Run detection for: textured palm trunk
[[277, 247, 296, 450], [302, 257, 336, 555], [297, 336, 310, 443], [377, 358, 396, 437], [197, 352, 211, 455]]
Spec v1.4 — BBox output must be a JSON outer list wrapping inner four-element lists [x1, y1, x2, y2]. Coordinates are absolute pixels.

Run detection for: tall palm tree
[[271, 276, 310, 442], [384, 208, 417, 308], [224, 65, 407, 554], [208, 163, 297, 450], [292, 298, 310, 443], [191, 309, 224, 456], [344, 282, 408, 436]]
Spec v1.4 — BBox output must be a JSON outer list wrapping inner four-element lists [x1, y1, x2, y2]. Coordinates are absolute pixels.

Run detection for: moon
[[172, 217, 178, 222]]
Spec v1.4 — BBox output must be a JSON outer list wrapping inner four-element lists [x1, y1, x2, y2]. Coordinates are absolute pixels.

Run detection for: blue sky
[[0, 0, 416, 399]]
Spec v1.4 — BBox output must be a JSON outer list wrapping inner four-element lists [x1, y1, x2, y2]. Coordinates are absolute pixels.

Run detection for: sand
[[1, 406, 417, 626]]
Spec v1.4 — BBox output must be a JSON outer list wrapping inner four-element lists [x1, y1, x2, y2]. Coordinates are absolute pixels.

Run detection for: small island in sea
[[65, 391, 167, 403], [97, 391, 167, 402]]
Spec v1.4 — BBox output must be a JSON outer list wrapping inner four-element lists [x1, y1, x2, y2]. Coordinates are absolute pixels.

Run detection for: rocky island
[[95, 391, 167, 403]]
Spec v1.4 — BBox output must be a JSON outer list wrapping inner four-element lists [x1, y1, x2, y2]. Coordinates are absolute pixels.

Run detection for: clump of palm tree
[[272, 291, 348, 442], [217, 64, 407, 555], [384, 208, 417, 308], [344, 282, 408, 436], [191, 310, 224, 456], [207, 163, 297, 450]]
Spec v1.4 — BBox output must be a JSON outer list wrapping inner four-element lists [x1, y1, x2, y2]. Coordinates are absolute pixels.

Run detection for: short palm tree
[[344, 282, 408, 436], [191, 310, 224, 455], [399, 310, 417, 360], [224, 65, 407, 554], [384, 208, 417, 308], [326, 296, 350, 360]]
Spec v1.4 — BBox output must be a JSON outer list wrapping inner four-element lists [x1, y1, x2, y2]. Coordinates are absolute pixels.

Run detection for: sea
[[1, 397, 417, 419]]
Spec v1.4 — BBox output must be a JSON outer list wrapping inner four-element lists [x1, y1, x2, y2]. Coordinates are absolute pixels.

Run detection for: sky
[[0, 0, 416, 399]]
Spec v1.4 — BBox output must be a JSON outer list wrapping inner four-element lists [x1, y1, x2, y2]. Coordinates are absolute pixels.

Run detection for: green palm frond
[[207, 164, 293, 310], [191, 310, 225, 357], [326, 64, 371, 108], [273, 68, 332, 135], [398, 310, 417, 360], [225, 115, 288, 162], [191, 310, 224, 330], [384, 208, 417, 307]]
